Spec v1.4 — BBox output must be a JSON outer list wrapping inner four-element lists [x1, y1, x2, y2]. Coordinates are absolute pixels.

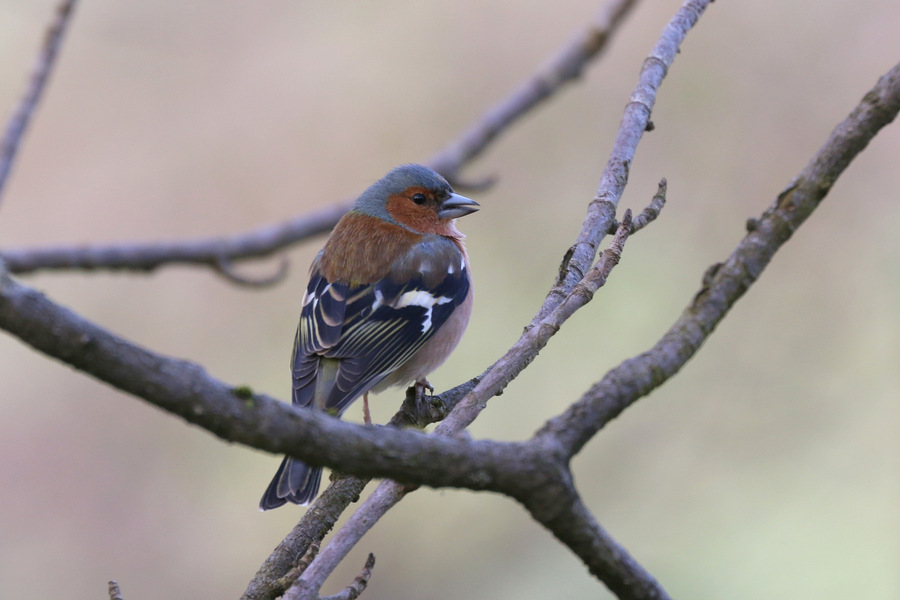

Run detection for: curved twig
[[213, 254, 290, 288]]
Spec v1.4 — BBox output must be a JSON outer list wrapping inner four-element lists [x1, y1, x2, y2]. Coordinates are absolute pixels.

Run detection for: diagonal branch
[[435, 0, 712, 454], [249, 0, 711, 596], [427, 0, 640, 179], [0, 0, 78, 207], [287, 212, 650, 599], [535, 59, 900, 458]]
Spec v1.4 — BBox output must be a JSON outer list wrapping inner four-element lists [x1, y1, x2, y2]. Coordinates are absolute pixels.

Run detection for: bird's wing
[[291, 237, 470, 413]]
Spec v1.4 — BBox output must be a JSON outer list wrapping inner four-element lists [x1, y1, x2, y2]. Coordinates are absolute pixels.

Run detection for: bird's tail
[[259, 456, 322, 510]]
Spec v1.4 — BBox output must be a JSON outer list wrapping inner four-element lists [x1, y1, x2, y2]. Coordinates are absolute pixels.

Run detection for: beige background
[[1, 1, 898, 599]]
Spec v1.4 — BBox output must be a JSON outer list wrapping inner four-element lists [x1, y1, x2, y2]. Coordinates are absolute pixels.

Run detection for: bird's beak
[[438, 193, 480, 219]]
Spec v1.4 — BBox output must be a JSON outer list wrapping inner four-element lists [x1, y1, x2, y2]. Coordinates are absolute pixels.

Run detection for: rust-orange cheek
[[385, 194, 449, 235]]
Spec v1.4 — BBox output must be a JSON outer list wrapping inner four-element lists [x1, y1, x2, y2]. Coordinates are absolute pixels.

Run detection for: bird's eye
[[411, 193, 427, 205]]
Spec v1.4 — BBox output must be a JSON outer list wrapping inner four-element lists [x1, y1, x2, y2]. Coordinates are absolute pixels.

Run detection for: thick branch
[[0, 266, 553, 494], [520, 469, 671, 600]]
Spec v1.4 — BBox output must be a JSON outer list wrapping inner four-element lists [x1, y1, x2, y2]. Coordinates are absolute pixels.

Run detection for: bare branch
[[0, 0, 639, 277], [620, 178, 667, 234], [542, 0, 711, 323], [270, 541, 320, 598], [212, 254, 289, 288], [435, 0, 712, 447], [427, 0, 641, 178], [519, 467, 672, 600], [0, 0, 78, 206], [537, 59, 900, 457], [0, 203, 348, 276], [290, 211, 640, 596], [318, 554, 375, 600], [0, 261, 544, 495]]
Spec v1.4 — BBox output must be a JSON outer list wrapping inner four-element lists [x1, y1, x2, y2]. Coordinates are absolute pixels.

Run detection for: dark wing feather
[[291, 238, 470, 414], [291, 273, 349, 407]]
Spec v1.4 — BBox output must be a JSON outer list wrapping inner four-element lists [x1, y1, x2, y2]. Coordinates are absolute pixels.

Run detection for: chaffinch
[[260, 164, 479, 510]]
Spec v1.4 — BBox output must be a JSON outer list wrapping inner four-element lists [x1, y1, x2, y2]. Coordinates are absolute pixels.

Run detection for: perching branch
[[0, 0, 78, 207], [287, 213, 658, 600]]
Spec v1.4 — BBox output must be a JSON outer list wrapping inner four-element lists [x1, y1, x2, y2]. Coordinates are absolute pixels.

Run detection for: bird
[[259, 164, 479, 510]]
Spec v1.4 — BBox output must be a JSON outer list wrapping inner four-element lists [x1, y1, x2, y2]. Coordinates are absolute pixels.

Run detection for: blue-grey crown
[[354, 164, 452, 221]]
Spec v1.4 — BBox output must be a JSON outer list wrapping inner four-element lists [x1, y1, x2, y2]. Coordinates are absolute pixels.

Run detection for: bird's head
[[354, 164, 479, 236]]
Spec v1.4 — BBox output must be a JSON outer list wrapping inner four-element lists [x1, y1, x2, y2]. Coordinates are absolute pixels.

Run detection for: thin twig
[[427, 0, 641, 179], [0, 0, 78, 206], [108, 581, 124, 600], [213, 255, 289, 288], [612, 178, 666, 234], [0, 0, 639, 278], [437, 0, 711, 447], [272, 541, 321, 596], [292, 554, 375, 600], [0, 203, 348, 275]]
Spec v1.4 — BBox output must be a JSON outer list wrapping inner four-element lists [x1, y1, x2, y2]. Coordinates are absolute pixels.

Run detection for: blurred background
[[1, 0, 898, 598]]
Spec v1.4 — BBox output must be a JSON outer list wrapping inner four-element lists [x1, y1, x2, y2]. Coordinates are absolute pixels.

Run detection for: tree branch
[[536, 59, 900, 458], [434, 0, 711, 458], [0, 0, 78, 207], [427, 0, 640, 179], [540, 0, 710, 323], [0, 0, 639, 278], [240, 381, 480, 600], [0, 263, 558, 494], [0, 203, 347, 275]]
